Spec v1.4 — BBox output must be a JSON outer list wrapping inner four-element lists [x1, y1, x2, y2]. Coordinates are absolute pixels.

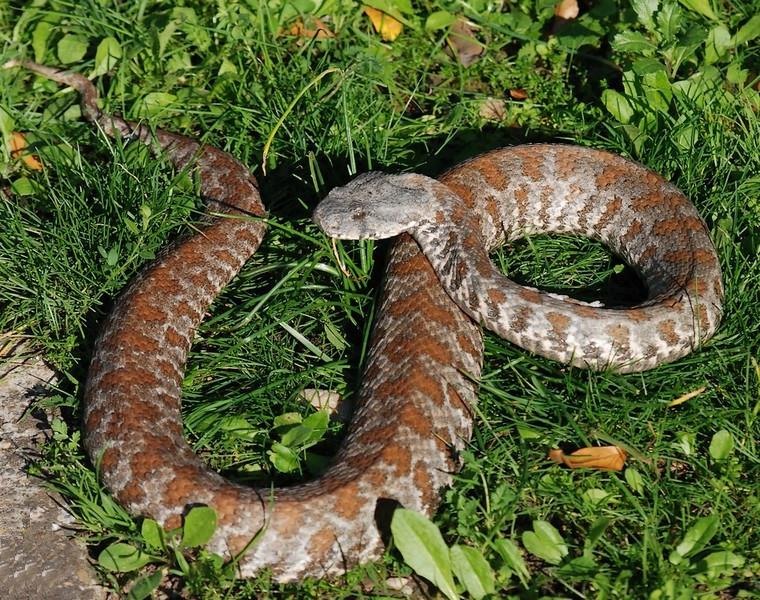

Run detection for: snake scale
[[8, 61, 722, 581]]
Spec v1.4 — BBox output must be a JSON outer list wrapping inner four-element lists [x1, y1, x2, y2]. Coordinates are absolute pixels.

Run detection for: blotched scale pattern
[[12, 60, 722, 582], [316, 147, 723, 373]]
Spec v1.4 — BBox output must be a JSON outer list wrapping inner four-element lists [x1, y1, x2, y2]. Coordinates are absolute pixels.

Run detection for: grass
[[1, 0, 759, 598]]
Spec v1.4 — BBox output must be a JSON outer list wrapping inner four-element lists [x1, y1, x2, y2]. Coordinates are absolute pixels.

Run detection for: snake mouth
[[312, 204, 371, 240], [312, 205, 341, 238]]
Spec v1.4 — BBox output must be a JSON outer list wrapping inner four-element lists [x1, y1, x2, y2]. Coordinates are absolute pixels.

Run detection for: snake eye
[[352, 210, 366, 221]]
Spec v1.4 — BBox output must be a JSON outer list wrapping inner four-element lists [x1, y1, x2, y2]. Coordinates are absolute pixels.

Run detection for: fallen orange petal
[[549, 445, 627, 471], [509, 88, 528, 100], [364, 6, 403, 41], [9, 132, 43, 170]]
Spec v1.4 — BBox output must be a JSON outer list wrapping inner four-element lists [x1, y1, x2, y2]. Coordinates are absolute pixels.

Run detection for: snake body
[[316, 153, 724, 372], [9, 61, 722, 581]]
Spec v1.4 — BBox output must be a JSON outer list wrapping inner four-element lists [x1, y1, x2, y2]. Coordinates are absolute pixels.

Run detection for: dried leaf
[[668, 385, 706, 407], [9, 132, 43, 170], [384, 577, 413, 594], [364, 7, 403, 41], [479, 98, 506, 121], [299, 388, 351, 422], [554, 0, 580, 20], [288, 17, 335, 40], [509, 88, 528, 100], [447, 18, 483, 66], [548, 446, 627, 471]]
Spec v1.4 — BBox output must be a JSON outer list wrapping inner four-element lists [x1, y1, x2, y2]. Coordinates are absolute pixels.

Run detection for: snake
[[6, 60, 723, 582]]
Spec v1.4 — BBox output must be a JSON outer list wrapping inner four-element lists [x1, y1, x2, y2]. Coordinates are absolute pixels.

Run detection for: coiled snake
[[7, 60, 723, 581]]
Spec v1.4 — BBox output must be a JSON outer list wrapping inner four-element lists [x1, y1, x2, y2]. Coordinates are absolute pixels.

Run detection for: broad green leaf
[[50, 417, 67, 438], [392, 0, 414, 14], [658, 2, 683, 40], [181, 506, 217, 547], [220, 415, 256, 441], [450, 545, 495, 599], [91, 36, 122, 76], [301, 409, 329, 435], [693, 551, 745, 577], [677, 0, 718, 21], [522, 520, 568, 565], [127, 571, 164, 600], [669, 514, 719, 564], [632, 57, 668, 75], [622, 123, 649, 154], [672, 67, 722, 106], [135, 92, 177, 117], [586, 517, 612, 550], [157, 18, 178, 56], [290, 0, 317, 12], [0, 105, 13, 145], [709, 429, 734, 460], [124, 217, 139, 235], [726, 61, 748, 86], [11, 176, 39, 196], [705, 25, 732, 64], [98, 542, 156, 573], [631, 0, 659, 29], [323, 319, 347, 350], [493, 538, 530, 585], [674, 431, 696, 456], [174, 546, 191, 575], [555, 19, 603, 50], [664, 42, 701, 75], [171, 7, 211, 50], [281, 424, 315, 447], [516, 423, 541, 440], [558, 553, 597, 576], [734, 14, 760, 45], [140, 519, 164, 550], [602, 89, 635, 123], [106, 245, 119, 267], [281, 411, 328, 448], [643, 69, 673, 111], [612, 31, 657, 54], [57, 34, 88, 64], [269, 442, 300, 472], [625, 468, 645, 494], [582, 488, 613, 506], [139, 203, 152, 227], [274, 412, 302, 427], [32, 20, 53, 63], [218, 58, 238, 76], [391, 509, 458, 600], [675, 124, 698, 151], [207, 553, 225, 571], [425, 10, 456, 31]]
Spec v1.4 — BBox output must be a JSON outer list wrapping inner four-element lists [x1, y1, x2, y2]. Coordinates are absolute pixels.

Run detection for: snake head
[[314, 172, 436, 240]]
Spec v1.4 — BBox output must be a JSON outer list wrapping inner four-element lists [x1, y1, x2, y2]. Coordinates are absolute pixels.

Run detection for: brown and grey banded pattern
[[6, 60, 722, 582], [316, 149, 723, 372]]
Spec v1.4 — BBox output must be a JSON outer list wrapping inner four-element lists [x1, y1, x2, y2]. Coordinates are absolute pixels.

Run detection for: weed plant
[[1, 0, 758, 597]]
